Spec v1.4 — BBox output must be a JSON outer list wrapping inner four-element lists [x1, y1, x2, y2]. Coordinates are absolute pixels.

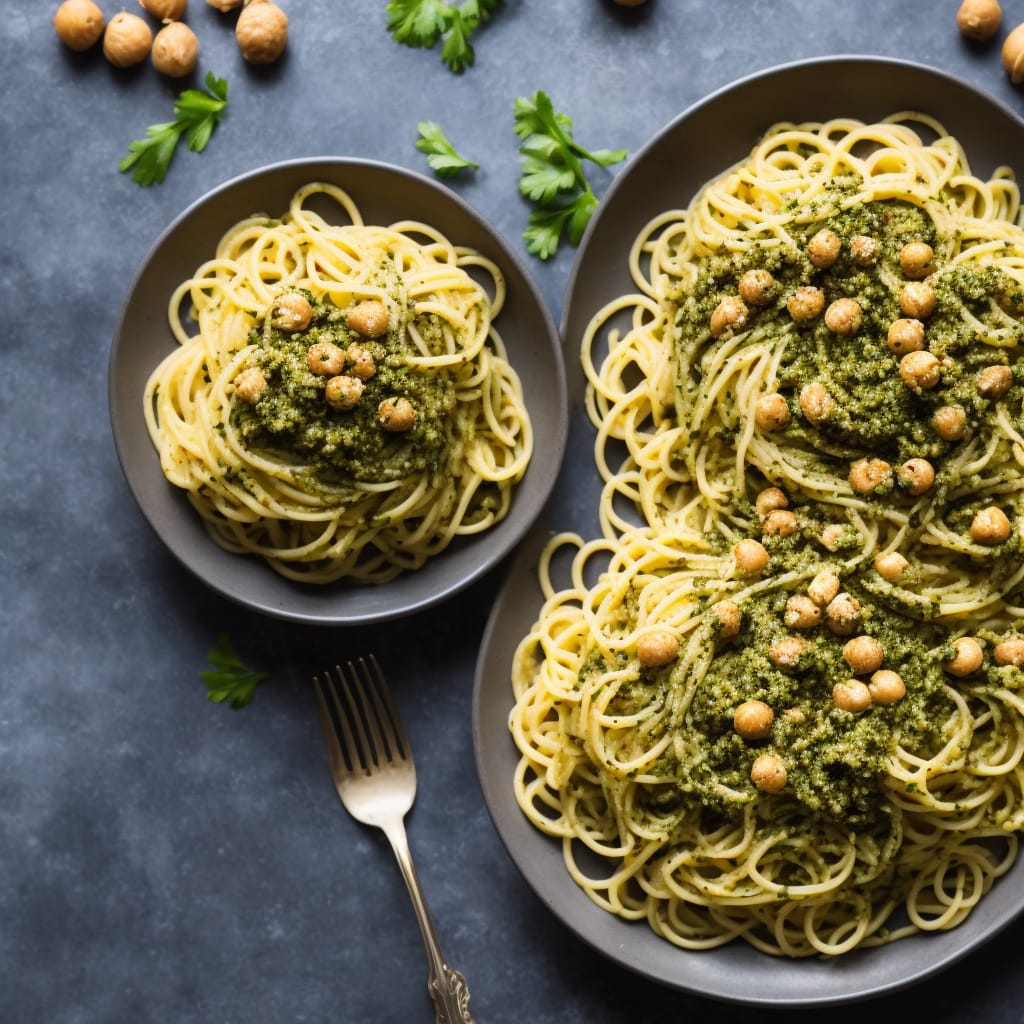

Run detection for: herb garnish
[[119, 72, 229, 186], [513, 90, 627, 259], [415, 121, 479, 176], [386, 0, 500, 72], [201, 634, 268, 709]]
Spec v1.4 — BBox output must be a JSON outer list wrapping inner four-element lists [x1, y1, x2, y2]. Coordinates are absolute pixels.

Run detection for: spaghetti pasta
[[511, 115, 1024, 955], [145, 182, 532, 583]]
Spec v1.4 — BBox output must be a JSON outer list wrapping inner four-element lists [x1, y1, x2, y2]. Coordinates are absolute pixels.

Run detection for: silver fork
[[313, 656, 474, 1024]]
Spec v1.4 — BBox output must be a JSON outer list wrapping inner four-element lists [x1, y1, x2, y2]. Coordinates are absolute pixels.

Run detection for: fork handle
[[384, 821, 475, 1023]]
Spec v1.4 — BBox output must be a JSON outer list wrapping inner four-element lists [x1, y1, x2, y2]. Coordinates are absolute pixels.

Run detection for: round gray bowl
[[474, 56, 1024, 1006], [109, 158, 566, 625]]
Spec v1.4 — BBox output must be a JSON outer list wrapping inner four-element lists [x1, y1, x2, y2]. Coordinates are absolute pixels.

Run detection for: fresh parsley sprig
[[119, 72, 229, 187], [201, 634, 268, 710], [514, 90, 627, 259], [387, 0, 500, 72], [416, 121, 479, 176]]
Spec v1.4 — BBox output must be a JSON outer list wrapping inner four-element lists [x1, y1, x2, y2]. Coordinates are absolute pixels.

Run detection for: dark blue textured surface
[[4, 2, 1024, 1022]]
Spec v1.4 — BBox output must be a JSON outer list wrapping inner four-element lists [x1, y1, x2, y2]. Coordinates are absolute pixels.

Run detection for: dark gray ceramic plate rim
[[473, 56, 1024, 1006], [109, 157, 566, 626]]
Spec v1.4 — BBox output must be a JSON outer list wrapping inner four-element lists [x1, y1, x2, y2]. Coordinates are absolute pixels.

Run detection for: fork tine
[[356, 654, 411, 764]]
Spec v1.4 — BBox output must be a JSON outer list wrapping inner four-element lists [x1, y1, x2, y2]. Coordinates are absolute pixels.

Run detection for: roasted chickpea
[[733, 538, 769, 574], [932, 404, 967, 441], [899, 241, 935, 279], [897, 458, 935, 496], [819, 524, 848, 552], [886, 318, 926, 355], [346, 343, 376, 381], [233, 366, 267, 403], [636, 629, 679, 668], [807, 569, 841, 607], [899, 281, 937, 319], [784, 595, 822, 630], [807, 228, 841, 268], [272, 292, 313, 331], [979, 364, 1013, 399], [378, 396, 416, 432], [842, 635, 885, 674], [874, 551, 909, 581], [306, 342, 346, 377], [849, 457, 893, 496], [833, 679, 872, 713], [755, 486, 788, 516], [944, 636, 984, 676], [762, 509, 799, 537], [206, 0, 244, 9], [235, 0, 288, 64], [799, 381, 834, 425], [710, 295, 749, 337], [325, 374, 364, 411], [151, 21, 198, 77], [711, 600, 742, 641], [825, 592, 862, 636], [734, 700, 774, 741], [750, 753, 788, 792], [957, 0, 1002, 41], [994, 638, 1024, 666], [769, 636, 808, 672], [849, 235, 880, 267], [787, 286, 825, 322], [53, 0, 105, 50], [139, 0, 187, 20], [754, 393, 790, 431], [970, 506, 1012, 544], [869, 670, 907, 705], [1002, 22, 1024, 84], [738, 269, 776, 306], [824, 297, 863, 336], [346, 298, 390, 338], [783, 707, 806, 722], [102, 11, 153, 67], [899, 350, 942, 392]]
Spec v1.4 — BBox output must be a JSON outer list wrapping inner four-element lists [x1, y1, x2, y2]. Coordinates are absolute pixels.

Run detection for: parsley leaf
[[514, 90, 627, 259], [415, 121, 479, 176], [119, 72, 229, 186], [201, 634, 268, 710], [387, 0, 500, 72]]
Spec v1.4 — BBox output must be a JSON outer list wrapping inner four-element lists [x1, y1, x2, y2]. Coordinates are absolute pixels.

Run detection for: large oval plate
[[109, 158, 566, 625], [474, 57, 1024, 1005]]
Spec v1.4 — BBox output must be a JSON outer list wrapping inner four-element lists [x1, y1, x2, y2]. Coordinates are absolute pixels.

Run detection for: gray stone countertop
[[5, 2, 1024, 1021]]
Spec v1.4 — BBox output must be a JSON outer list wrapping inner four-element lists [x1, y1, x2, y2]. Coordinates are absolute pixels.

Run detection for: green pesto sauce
[[231, 288, 457, 485], [674, 193, 1024, 469]]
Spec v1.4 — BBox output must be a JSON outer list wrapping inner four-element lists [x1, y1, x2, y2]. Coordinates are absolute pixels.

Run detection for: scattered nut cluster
[[232, 294, 417, 434], [53, 0, 288, 74], [955, 0, 1024, 85]]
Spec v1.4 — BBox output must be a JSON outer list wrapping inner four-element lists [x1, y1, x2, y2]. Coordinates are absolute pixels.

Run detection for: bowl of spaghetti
[[110, 159, 566, 624], [474, 56, 1024, 1003]]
